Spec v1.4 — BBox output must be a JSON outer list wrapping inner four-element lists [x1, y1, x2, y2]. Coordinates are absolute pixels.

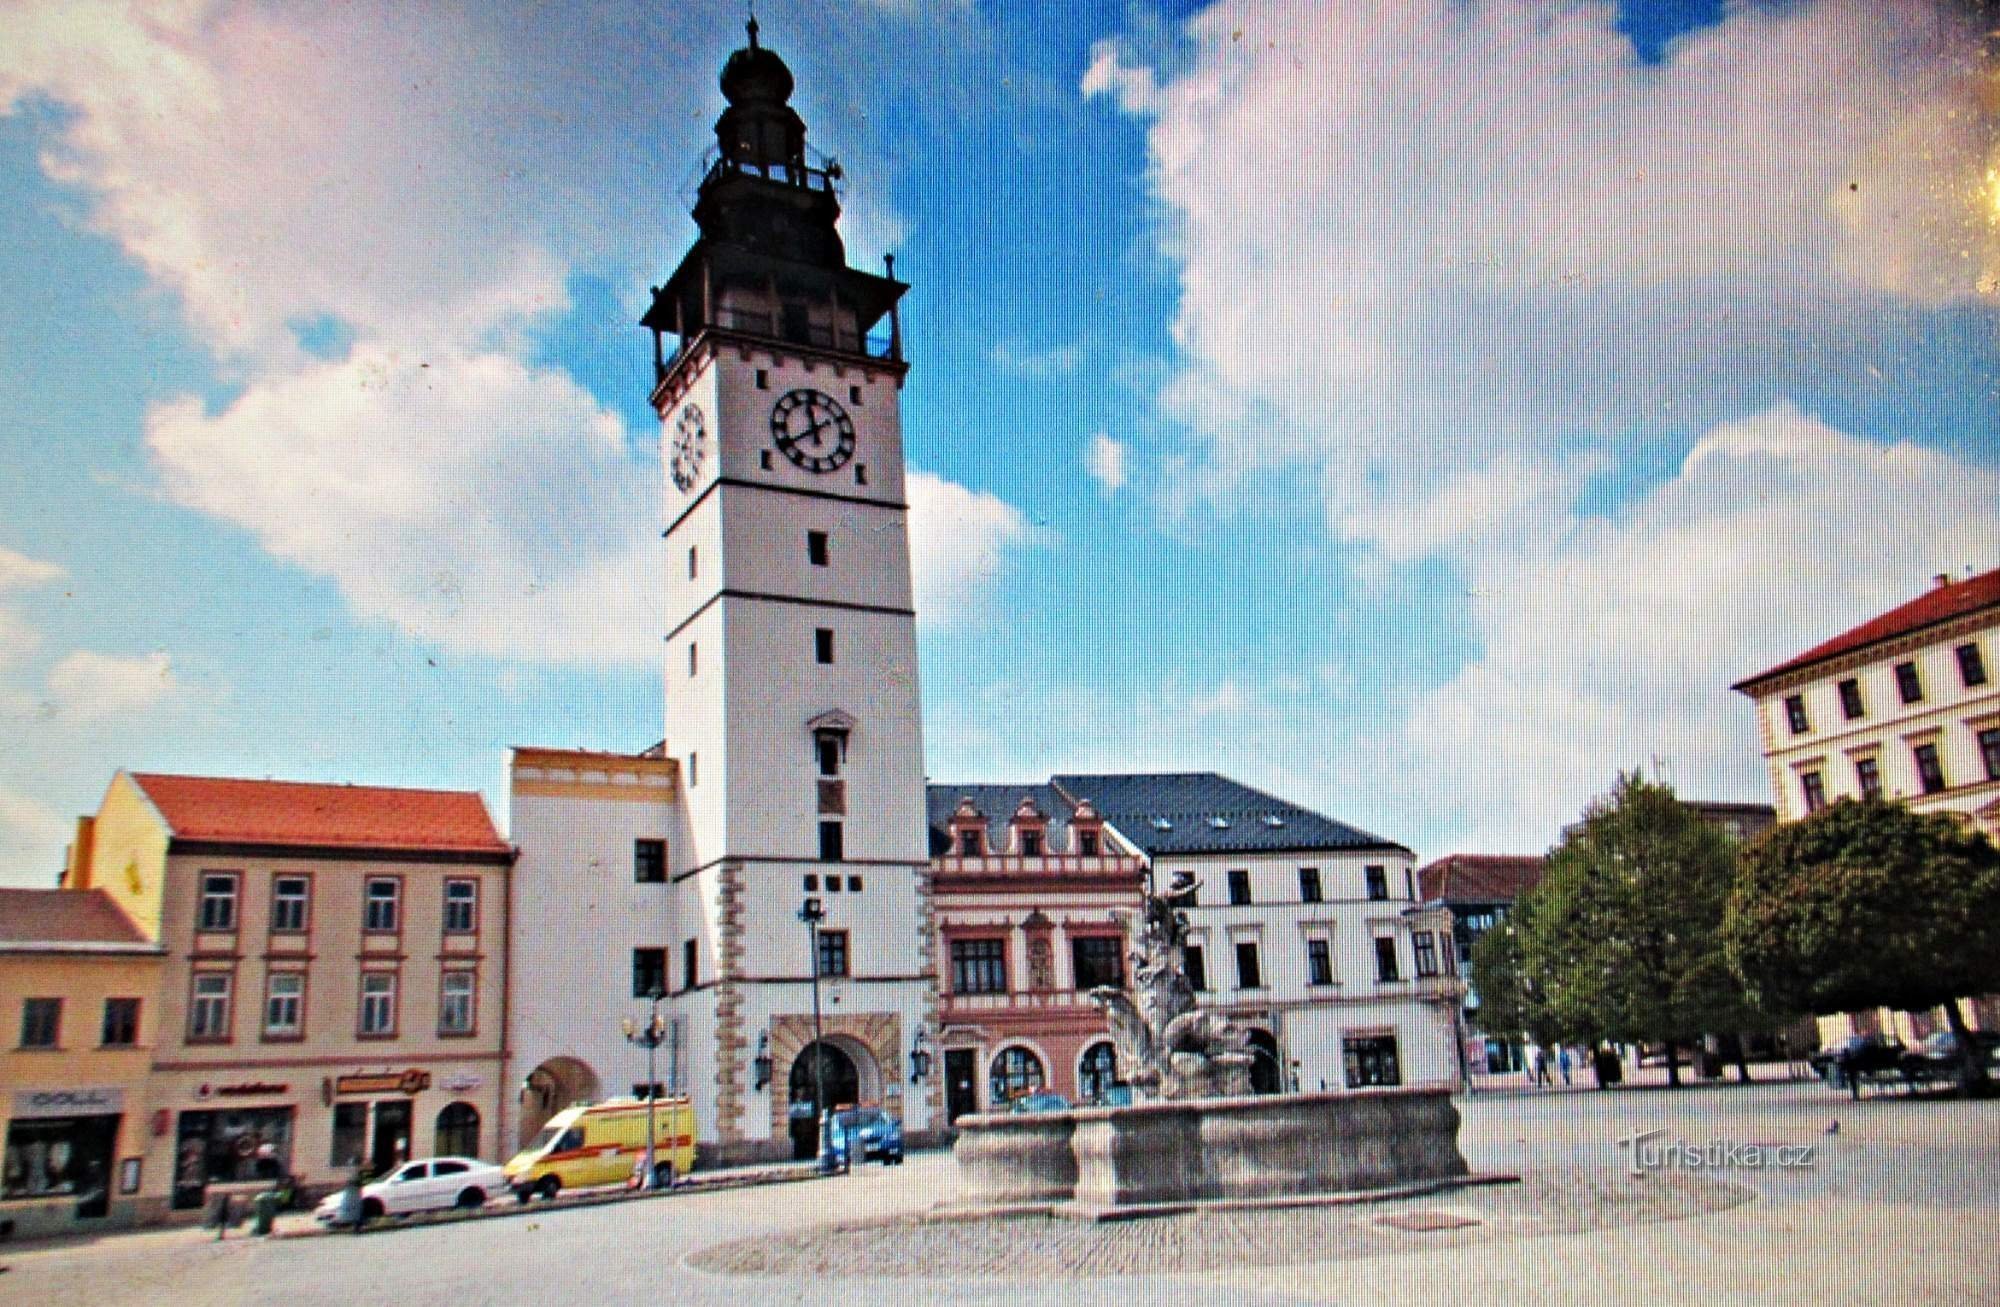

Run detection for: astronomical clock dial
[[769, 388, 856, 474], [670, 404, 707, 492]]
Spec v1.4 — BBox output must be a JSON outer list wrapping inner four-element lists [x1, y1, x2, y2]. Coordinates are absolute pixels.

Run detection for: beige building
[[1734, 566, 2000, 1045], [65, 771, 515, 1217], [1, 889, 164, 1239]]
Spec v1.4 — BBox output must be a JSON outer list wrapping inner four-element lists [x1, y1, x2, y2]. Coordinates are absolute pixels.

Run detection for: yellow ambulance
[[504, 1097, 697, 1199]]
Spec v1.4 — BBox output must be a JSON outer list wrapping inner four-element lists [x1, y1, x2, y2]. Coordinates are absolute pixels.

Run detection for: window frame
[[1855, 755, 1883, 800], [262, 969, 306, 1041], [1227, 870, 1252, 906], [1801, 769, 1827, 813], [815, 929, 850, 979], [807, 530, 830, 566], [442, 878, 478, 934], [1184, 943, 1208, 992], [1069, 935, 1124, 992], [358, 971, 399, 1039], [818, 820, 844, 863], [269, 874, 310, 934], [1306, 937, 1334, 987], [198, 872, 240, 933], [100, 997, 140, 1048], [1413, 931, 1440, 978], [188, 971, 234, 1043], [1838, 678, 1865, 720], [950, 937, 1008, 995], [1364, 865, 1388, 901], [1980, 727, 2000, 784], [19, 997, 60, 1049], [634, 838, 667, 884], [1895, 660, 1925, 704], [1913, 741, 1947, 795], [1298, 867, 1323, 903], [1233, 939, 1263, 990], [683, 937, 698, 991], [1373, 936, 1401, 983], [632, 948, 667, 999], [814, 627, 835, 665], [363, 877, 401, 934], [1957, 642, 1989, 689], [439, 970, 477, 1036]]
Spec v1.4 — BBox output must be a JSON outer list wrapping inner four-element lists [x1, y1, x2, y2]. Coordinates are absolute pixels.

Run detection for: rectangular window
[[1784, 694, 1810, 734], [364, 878, 400, 933], [756, 368, 769, 390], [816, 929, 849, 978], [19, 997, 60, 1049], [808, 530, 829, 566], [1299, 867, 1322, 903], [1344, 1034, 1401, 1088], [1896, 660, 1924, 704], [1914, 742, 1947, 795], [271, 876, 309, 932], [958, 828, 983, 856], [439, 972, 475, 1035], [443, 879, 477, 933], [683, 938, 698, 991], [189, 974, 231, 1041], [264, 972, 303, 1038], [1414, 931, 1440, 978], [688, 546, 698, 580], [826, 875, 842, 893], [1227, 870, 1251, 905], [1839, 678, 1866, 720], [847, 875, 862, 892], [1306, 938, 1333, 986], [634, 838, 667, 884], [1365, 866, 1388, 901], [331, 1103, 366, 1169], [1404, 867, 1415, 900], [1801, 770, 1827, 813], [849, 384, 861, 405], [1019, 829, 1043, 857], [814, 627, 835, 664], [198, 873, 239, 932], [1185, 945, 1208, 992], [689, 642, 698, 677], [803, 874, 819, 891], [855, 463, 868, 486], [1234, 941, 1263, 990], [1855, 755, 1883, 800], [633, 948, 666, 999], [100, 997, 139, 1047], [819, 821, 844, 862], [359, 973, 396, 1037], [950, 938, 1008, 994], [816, 735, 841, 777], [1373, 937, 1401, 982], [1071, 937, 1124, 991], [1958, 642, 1989, 688], [1078, 829, 1100, 857], [1981, 728, 2000, 783], [689, 752, 698, 787]]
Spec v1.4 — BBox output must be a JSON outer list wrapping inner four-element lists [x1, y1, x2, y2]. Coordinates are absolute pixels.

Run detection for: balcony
[[941, 987, 1099, 1017], [931, 853, 1145, 879]]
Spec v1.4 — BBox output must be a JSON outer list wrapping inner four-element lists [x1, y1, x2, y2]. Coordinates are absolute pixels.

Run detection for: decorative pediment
[[807, 708, 858, 734]]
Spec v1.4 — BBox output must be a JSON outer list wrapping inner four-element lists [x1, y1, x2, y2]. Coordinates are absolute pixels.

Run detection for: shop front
[[2, 1088, 124, 1237], [170, 1098, 295, 1210]]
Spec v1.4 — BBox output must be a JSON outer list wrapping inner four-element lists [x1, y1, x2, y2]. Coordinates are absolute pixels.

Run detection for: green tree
[[1498, 772, 1776, 1087], [1724, 797, 2000, 1092]]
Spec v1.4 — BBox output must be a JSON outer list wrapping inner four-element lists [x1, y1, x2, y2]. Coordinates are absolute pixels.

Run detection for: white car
[[314, 1157, 510, 1224]]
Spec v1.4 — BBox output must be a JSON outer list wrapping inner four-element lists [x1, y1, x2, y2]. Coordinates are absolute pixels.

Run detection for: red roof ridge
[[126, 772, 509, 855], [129, 770, 485, 799], [1734, 566, 2000, 691]]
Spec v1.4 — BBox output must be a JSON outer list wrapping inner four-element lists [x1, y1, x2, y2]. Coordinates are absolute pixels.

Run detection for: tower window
[[688, 546, 698, 580], [848, 384, 861, 405], [819, 821, 844, 862], [815, 628, 834, 664], [1227, 870, 1251, 905], [633, 948, 666, 999], [756, 368, 769, 390], [808, 531, 829, 566], [635, 839, 666, 884], [684, 938, 698, 991], [760, 450, 773, 470], [689, 642, 698, 677], [1895, 660, 1924, 704], [1078, 830, 1100, 857], [816, 734, 841, 777], [689, 752, 698, 787], [854, 464, 868, 487]]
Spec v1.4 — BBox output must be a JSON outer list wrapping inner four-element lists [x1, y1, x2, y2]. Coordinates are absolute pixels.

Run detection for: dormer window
[[1077, 830, 1100, 857], [1020, 830, 1043, 857], [949, 796, 987, 858], [1008, 796, 1049, 859], [959, 828, 984, 857]]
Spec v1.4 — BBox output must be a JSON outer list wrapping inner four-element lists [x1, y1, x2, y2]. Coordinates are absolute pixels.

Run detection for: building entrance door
[[786, 1041, 858, 1160], [945, 1049, 978, 1122], [371, 1101, 411, 1175]]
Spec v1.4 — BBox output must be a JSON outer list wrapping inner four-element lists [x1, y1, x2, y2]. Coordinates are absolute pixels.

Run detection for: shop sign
[[334, 1069, 431, 1096], [213, 1081, 290, 1098], [12, 1087, 124, 1119], [440, 1073, 482, 1093]]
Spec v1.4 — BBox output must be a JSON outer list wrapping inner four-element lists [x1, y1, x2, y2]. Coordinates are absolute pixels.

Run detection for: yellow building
[[1, 888, 164, 1240], [66, 771, 515, 1219]]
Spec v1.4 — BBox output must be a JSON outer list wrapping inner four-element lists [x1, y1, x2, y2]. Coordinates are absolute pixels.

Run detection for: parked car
[[314, 1157, 508, 1225], [1007, 1093, 1071, 1114], [1809, 1034, 1907, 1087], [823, 1107, 904, 1166], [1900, 1030, 2000, 1081]]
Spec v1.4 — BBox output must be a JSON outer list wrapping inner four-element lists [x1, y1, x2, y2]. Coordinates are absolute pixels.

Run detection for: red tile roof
[[0, 889, 150, 947], [1734, 567, 2000, 690], [129, 773, 510, 855], [1417, 854, 1544, 905]]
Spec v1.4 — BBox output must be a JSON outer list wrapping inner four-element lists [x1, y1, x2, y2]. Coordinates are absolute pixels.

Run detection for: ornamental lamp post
[[798, 896, 833, 1171], [621, 987, 668, 1190]]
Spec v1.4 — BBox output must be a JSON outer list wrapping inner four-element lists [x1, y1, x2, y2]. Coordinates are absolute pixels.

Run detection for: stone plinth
[[952, 1088, 1471, 1218]]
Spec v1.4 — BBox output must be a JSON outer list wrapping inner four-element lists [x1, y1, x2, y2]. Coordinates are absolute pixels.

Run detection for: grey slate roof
[[1049, 772, 1407, 857], [926, 783, 1085, 857]]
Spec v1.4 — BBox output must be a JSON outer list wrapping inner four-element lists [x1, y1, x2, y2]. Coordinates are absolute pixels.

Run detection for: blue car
[[824, 1107, 903, 1166]]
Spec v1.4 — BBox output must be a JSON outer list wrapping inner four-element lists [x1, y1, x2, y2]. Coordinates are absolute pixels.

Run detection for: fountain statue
[[1088, 872, 1255, 1100]]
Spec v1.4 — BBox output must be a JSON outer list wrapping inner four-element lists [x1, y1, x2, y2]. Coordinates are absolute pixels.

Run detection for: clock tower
[[642, 20, 938, 1160]]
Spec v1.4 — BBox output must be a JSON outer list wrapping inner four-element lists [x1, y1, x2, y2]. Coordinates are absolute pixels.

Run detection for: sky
[[0, 0, 1995, 887]]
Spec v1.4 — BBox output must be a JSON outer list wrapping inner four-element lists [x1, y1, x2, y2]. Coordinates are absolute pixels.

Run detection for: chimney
[[1934, 573, 1952, 589]]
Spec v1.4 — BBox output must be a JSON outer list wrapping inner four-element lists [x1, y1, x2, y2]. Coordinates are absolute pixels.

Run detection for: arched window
[[989, 1046, 1045, 1105], [1078, 1041, 1121, 1104], [435, 1102, 480, 1158]]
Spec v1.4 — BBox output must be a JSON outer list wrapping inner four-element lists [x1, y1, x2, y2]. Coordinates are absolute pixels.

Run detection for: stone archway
[[519, 1056, 601, 1146], [767, 1013, 898, 1153], [785, 1040, 860, 1159]]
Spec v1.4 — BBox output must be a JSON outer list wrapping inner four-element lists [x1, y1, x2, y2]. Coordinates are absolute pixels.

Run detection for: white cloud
[[44, 650, 179, 721], [1405, 406, 2000, 853], [988, 340, 1083, 378], [145, 345, 663, 662], [1085, 432, 1128, 495], [906, 471, 1032, 625], [0, 787, 69, 888], [0, 547, 65, 591], [1089, 0, 1999, 551]]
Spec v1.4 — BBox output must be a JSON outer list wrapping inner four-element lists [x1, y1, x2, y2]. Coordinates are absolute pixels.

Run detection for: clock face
[[770, 389, 856, 474], [670, 404, 707, 492]]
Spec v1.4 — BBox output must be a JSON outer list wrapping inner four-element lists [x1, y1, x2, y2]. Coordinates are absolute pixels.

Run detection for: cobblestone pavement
[[3, 1083, 1996, 1306]]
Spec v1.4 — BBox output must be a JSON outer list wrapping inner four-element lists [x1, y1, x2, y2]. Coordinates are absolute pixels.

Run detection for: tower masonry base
[[949, 1087, 1476, 1219]]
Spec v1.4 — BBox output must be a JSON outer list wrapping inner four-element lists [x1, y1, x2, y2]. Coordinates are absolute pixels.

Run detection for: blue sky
[[1, 0, 1995, 886]]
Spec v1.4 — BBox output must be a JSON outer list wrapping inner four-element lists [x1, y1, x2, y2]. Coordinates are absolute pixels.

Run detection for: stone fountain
[[950, 873, 1474, 1219]]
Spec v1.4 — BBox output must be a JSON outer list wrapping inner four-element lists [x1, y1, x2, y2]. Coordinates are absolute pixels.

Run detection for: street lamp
[[799, 897, 831, 1172], [909, 1026, 933, 1085], [621, 987, 667, 1190]]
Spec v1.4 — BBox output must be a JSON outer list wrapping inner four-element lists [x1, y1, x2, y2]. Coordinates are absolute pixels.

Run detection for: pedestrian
[[1558, 1047, 1573, 1087], [1531, 1047, 1550, 1087]]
